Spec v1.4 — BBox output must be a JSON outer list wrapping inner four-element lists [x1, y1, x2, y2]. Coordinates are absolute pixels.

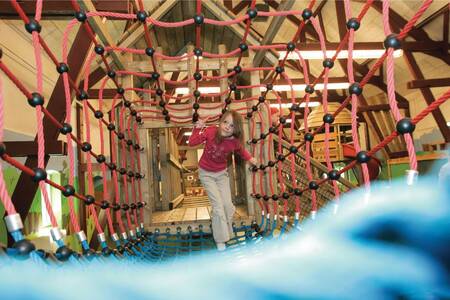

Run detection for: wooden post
[[138, 128, 152, 226], [159, 128, 171, 211]]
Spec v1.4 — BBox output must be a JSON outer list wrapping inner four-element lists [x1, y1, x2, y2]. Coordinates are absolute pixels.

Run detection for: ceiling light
[[184, 132, 192, 136], [175, 86, 221, 95], [278, 49, 403, 60], [269, 102, 320, 108], [261, 82, 349, 92]]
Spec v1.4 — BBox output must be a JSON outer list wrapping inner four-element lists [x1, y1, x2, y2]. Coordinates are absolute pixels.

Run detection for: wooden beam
[[231, 0, 251, 15], [403, 51, 450, 142], [202, 0, 279, 66], [358, 103, 408, 113], [4, 141, 67, 157], [407, 78, 450, 89], [253, 0, 295, 66], [7, 26, 93, 246], [416, 4, 449, 29], [0, 0, 129, 19]]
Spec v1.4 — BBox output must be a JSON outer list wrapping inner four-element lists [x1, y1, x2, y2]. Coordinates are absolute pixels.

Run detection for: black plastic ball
[[57, 63, 69, 74], [130, 109, 137, 116], [304, 132, 314, 142], [251, 138, 258, 144], [32, 168, 47, 182], [25, 19, 41, 34], [247, 8, 258, 19], [107, 70, 116, 78], [135, 116, 142, 123], [162, 109, 169, 116], [94, 110, 104, 119], [60, 123, 72, 135], [96, 154, 106, 163], [289, 146, 298, 154], [193, 14, 204, 25], [229, 84, 237, 91], [130, 203, 137, 210], [272, 194, 279, 201], [145, 47, 155, 57], [127, 170, 134, 178], [275, 66, 284, 74], [309, 181, 319, 190], [266, 83, 273, 91], [349, 82, 363, 95], [165, 115, 170, 122], [260, 133, 267, 139], [100, 200, 109, 209], [356, 151, 371, 163], [294, 188, 302, 196], [126, 139, 133, 146], [305, 85, 314, 94], [282, 192, 290, 199], [12, 239, 35, 259], [246, 112, 253, 119], [302, 8, 313, 20], [108, 163, 116, 171], [290, 104, 300, 112], [385, 36, 403, 52], [151, 72, 160, 80], [193, 48, 203, 57], [117, 87, 125, 95], [62, 184, 75, 197], [81, 142, 92, 152], [156, 88, 163, 96], [239, 43, 248, 52], [252, 105, 258, 112], [85, 195, 95, 205], [28, 92, 44, 107], [136, 10, 148, 22], [326, 170, 340, 181], [323, 58, 334, 69], [323, 113, 334, 124], [277, 154, 285, 162], [225, 98, 232, 105], [77, 90, 89, 100], [263, 195, 270, 201], [193, 72, 202, 81], [269, 126, 277, 133], [286, 42, 296, 51], [119, 168, 126, 175], [117, 132, 125, 140], [124, 100, 132, 108], [279, 117, 286, 124], [346, 18, 360, 31], [75, 10, 87, 22], [107, 123, 115, 131], [122, 203, 129, 211], [258, 96, 265, 103], [55, 245, 73, 262], [233, 66, 242, 74], [112, 203, 120, 211], [268, 160, 275, 167], [396, 118, 415, 134], [251, 165, 258, 172], [94, 45, 104, 55]]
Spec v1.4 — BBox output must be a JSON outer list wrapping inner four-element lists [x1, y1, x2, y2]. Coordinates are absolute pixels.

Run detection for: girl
[[189, 110, 257, 251]]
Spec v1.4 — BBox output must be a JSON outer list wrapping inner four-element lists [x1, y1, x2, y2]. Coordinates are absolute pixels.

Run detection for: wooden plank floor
[[151, 204, 250, 227]]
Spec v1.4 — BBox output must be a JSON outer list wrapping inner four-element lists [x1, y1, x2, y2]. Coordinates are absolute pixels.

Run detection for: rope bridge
[[0, 0, 449, 264]]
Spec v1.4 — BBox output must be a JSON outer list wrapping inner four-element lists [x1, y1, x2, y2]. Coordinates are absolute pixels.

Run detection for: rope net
[[0, 0, 448, 262]]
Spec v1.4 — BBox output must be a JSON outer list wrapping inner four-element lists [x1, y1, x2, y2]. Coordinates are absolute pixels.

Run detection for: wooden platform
[[150, 196, 251, 233]]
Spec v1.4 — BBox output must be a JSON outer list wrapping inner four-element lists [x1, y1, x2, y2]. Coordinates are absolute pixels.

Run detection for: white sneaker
[[216, 242, 226, 251]]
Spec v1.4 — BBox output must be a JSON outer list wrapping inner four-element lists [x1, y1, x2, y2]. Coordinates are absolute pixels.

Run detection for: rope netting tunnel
[[0, 0, 449, 264]]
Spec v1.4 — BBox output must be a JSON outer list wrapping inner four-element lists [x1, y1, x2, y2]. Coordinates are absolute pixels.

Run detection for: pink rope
[[383, 0, 418, 171]]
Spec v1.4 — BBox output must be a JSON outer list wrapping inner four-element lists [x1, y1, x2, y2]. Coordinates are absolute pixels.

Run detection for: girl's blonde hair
[[215, 110, 244, 144]]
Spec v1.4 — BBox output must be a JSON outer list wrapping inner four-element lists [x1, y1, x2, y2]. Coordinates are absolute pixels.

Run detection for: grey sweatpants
[[199, 168, 235, 243]]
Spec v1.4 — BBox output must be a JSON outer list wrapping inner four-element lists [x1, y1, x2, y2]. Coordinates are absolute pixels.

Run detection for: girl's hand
[[194, 119, 205, 129], [249, 157, 258, 166]]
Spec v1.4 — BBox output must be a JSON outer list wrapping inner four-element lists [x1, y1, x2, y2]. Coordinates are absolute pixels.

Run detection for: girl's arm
[[188, 126, 208, 146], [236, 144, 257, 165]]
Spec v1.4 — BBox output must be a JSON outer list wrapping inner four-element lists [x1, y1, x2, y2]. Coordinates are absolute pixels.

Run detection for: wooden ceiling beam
[[253, 0, 296, 67], [0, 0, 129, 19], [416, 4, 449, 29], [407, 78, 450, 89], [403, 51, 450, 142], [231, 0, 251, 15], [3, 141, 67, 157], [202, 0, 279, 66]]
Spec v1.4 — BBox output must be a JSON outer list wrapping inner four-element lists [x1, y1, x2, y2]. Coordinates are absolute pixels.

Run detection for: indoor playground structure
[[0, 0, 449, 298]]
